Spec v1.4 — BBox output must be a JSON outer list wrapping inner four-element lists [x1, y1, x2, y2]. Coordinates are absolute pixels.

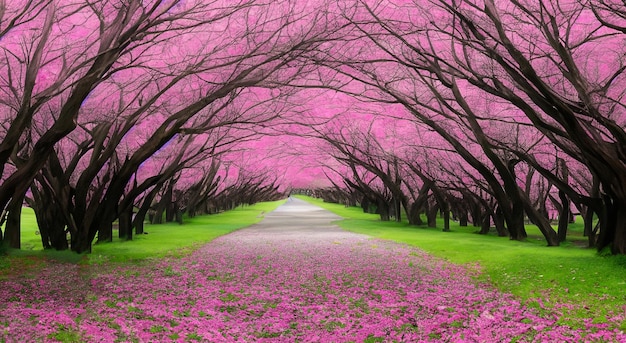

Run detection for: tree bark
[[97, 222, 113, 244], [557, 190, 570, 242], [426, 202, 437, 228], [407, 201, 424, 226], [493, 207, 508, 237], [175, 209, 183, 225], [597, 196, 626, 254], [118, 206, 133, 241], [29, 185, 69, 250], [442, 206, 450, 232], [479, 213, 491, 235], [458, 210, 468, 227], [394, 198, 402, 223], [583, 206, 596, 248], [377, 199, 390, 221], [3, 193, 24, 249]]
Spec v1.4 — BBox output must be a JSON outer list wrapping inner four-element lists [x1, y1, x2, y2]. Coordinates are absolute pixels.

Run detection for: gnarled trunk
[[2, 194, 24, 249]]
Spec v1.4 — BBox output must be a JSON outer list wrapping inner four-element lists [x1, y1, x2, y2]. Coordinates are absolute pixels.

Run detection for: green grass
[[298, 195, 626, 328], [90, 200, 284, 263], [18, 207, 41, 251], [6, 200, 284, 265]]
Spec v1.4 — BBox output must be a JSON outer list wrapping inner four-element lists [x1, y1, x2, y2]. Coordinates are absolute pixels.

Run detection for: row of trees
[[294, 0, 625, 253], [0, 0, 341, 252], [0, 0, 624, 254]]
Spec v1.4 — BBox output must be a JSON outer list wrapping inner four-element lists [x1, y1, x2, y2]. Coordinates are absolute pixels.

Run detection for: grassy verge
[[90, 200, 284, 263], [298, 195, 626, 329], [3, 200, 284, 268]]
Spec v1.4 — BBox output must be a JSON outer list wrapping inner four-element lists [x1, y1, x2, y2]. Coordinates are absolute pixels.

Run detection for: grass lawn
[[298, 195, 626, 329], [4, 200, 284, 267]]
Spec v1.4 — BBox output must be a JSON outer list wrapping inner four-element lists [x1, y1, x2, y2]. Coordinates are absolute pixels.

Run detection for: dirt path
[[1, 199, 621, 342], [227, 196, 355, 240]]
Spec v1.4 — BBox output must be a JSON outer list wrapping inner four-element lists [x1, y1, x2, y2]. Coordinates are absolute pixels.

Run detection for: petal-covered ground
[[1, 199, 624, 342]]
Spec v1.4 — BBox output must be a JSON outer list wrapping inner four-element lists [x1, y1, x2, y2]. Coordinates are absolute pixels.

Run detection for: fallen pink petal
[[2, 199, 624, 342]]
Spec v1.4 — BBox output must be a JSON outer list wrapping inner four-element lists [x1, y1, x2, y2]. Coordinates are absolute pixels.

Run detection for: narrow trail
[[1, 199, 623, 342], [230, 197, 348, 240]]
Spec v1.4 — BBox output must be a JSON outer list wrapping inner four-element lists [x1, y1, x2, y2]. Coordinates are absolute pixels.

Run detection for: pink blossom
[[1, 229, 624, 342]]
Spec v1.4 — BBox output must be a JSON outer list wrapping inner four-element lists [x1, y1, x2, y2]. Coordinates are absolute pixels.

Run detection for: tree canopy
[[0, 0, 624, 254]]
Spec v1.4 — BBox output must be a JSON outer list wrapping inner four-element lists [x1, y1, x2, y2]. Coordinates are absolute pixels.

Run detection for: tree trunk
[[597, 195, 626, 254], [29, 184, 69, 250], [427, 203, 437, 228], [584, 175, 600, 248], [442, 207, 450, 232], [394, 198, 402, 222], [527, 207, 560, 246], [347, 195, 357, 207], [118, 206, 133, 240], [493, 208, 508, 237], [557, 190, 569, 242], [377, 199, 390, 221], [407, 201, 423, 225], [507, 202, 527, 240], [361, 197, 370, 213], [165, 201, 175, 223], [458, 210, 468, 227], [175, 209, 183, 225], [134, 197, 156, 235], [611, 204, 626, 254], [97, 222, 113, 244], [471, 202, 482, 227], [134, 212, 146, 235], [71, 225, 92, 254], [3, 193, 24, 249], [583, 206, 596, 248], [522, 195, 559, 246], [152, 205, 164, 224], [479, 213, 491, 234]]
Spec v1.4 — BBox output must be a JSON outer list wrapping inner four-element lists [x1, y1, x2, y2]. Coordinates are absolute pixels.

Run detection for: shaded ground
[[1, 198, 624, 342]]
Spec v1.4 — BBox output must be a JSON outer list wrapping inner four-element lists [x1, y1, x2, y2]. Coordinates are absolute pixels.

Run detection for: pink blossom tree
[[428, 0, 626, 252], [300, 0, 625, 250], [0, 0, 233, 248], [419, 0, 626, 252], [1, 0, 345, 252]]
